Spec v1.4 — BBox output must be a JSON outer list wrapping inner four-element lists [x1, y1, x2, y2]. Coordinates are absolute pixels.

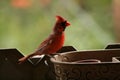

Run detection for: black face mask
[[60, 21, 67, 31]]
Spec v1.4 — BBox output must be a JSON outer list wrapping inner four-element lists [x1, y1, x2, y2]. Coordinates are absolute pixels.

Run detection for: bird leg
[[46, 54, 55, 58], [46, 53, 61, 60]]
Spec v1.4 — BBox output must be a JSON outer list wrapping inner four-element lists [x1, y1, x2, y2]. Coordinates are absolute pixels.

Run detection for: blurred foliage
[[0, 0, 115, 54]]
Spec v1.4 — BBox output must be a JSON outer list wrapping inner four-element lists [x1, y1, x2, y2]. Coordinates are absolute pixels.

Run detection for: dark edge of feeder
[[105, 43, 120, 49]]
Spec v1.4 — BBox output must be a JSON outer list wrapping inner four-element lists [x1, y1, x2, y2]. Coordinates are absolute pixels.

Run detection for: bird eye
[[60, 21, 66, 26]]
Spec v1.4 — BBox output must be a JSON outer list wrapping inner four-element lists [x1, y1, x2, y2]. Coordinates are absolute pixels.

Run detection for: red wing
[[36, 34, 54, 51]]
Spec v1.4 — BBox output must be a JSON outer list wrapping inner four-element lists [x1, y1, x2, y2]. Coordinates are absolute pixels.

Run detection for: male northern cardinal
[[18, 15, 70, 64]]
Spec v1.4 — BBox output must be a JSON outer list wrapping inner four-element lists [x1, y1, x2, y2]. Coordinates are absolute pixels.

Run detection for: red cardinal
[[18, 15, 70, 64]]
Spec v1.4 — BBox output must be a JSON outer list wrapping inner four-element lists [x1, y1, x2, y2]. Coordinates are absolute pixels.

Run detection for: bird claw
[[46, 54, 54, 58], [46, 53, 61, 60]]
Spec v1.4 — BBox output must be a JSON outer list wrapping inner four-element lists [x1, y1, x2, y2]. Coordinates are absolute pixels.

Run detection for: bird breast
[[46, 33, 65, 54]]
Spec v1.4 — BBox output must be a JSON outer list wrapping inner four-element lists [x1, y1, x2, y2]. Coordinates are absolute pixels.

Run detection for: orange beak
[[66, 21, 70, 27], [56, 15, 70, 27]]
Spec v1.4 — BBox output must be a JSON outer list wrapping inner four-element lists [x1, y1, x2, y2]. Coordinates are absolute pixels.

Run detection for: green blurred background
[[0, 0, 116, 55]]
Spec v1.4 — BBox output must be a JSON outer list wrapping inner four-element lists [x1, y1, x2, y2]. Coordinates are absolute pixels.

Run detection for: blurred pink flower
[[11, 0, 31, 8]]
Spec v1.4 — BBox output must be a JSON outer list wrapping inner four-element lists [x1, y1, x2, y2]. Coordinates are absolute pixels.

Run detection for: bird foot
[[46, 53, 61, 60]]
